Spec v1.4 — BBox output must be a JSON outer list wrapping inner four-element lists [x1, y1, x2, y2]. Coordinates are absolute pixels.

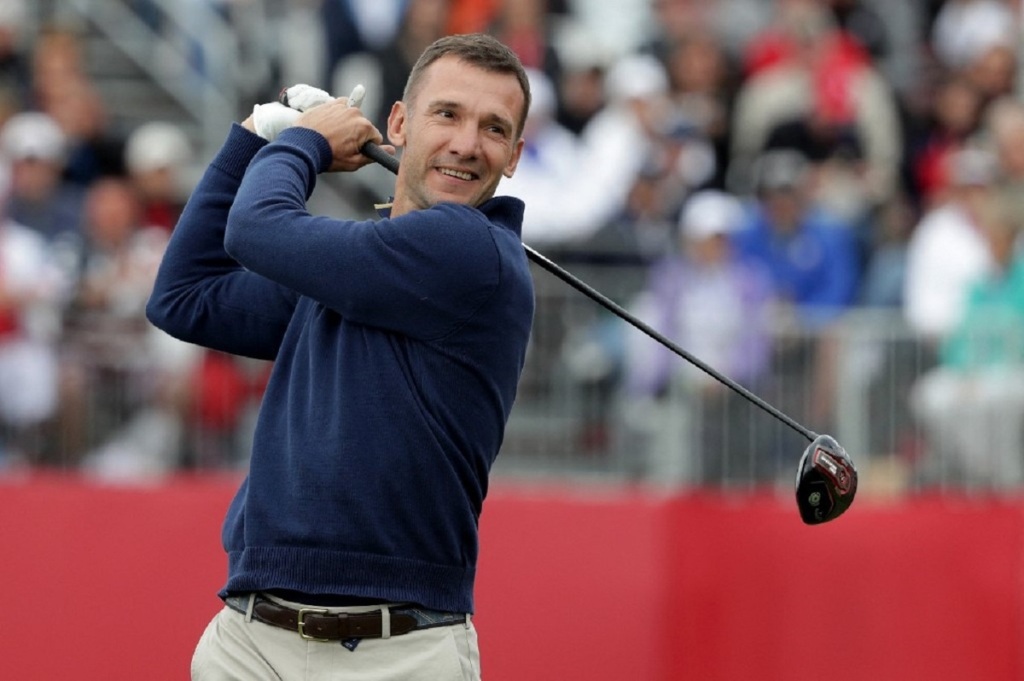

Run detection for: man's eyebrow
[[427, 98, 461, 111]]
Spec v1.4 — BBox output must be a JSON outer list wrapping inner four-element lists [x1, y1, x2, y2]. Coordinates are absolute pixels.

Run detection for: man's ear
[[387, 101, 407, 148], [503, 137, 525, 178]]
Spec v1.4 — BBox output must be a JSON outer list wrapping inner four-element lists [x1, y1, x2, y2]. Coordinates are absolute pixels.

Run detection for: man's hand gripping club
[[244, 83, 393, 173]]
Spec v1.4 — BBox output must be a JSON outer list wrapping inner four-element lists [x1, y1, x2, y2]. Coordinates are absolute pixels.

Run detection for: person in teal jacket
[[911, 188, 1024, 488]]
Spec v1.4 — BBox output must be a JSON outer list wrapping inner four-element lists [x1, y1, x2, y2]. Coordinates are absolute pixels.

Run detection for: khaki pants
[[191, 596, 481, 681]]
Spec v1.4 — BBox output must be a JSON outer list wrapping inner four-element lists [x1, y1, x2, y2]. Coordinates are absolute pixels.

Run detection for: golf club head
[[795, 434, 857, 525]]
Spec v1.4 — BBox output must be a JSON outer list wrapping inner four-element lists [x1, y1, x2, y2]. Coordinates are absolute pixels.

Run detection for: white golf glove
[[280, 83, 335, 112], [252, 84, 335, 141], [251, 101, 300, 141]]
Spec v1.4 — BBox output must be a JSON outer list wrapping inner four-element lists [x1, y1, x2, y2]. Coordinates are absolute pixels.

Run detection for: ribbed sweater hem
[[220, 546, 476, 613]]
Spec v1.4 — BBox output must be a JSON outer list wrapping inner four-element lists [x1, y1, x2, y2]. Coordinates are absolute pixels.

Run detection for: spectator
[[730, 148, 861, 469], [985, 97, 1024, 226], [550, 19, 609, 135], [907, 74, 984, 208], [763, 108, 873, 250], [910, 186, 1024, 488], [45, 76, 126, 186], [903, 145, 997, 342], [962, 41, 1017, 108], [28, 25, 88, 113], [60, 177, 196, 479], [621, 189, 775, 483], [729, 0, 902, 203], [930, 0, 1015, 74], [0, 174, 66, 467], [565, 53, 677, 248], [662, 32, 738, 190], [0, 111, 85, 243], [733, 149, 861, 327], [124, 121, 194, 232]]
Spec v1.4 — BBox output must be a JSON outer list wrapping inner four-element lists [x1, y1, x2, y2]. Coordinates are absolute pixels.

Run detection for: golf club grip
[[361, 142, 400, 174], [358, 142, 817, 443]]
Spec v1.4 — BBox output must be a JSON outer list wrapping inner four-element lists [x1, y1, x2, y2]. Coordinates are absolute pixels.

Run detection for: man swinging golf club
[[148, 34, 533, 680]]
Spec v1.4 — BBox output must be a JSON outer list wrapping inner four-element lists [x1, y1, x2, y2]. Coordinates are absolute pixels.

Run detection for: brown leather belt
[[226, 594, 465, 642]]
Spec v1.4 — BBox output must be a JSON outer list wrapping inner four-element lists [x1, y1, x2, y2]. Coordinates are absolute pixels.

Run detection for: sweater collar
[[375, 196, 525, 238]]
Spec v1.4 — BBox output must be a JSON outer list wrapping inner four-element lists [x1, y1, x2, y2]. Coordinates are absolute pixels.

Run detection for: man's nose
[[448, 122, 481, 157]]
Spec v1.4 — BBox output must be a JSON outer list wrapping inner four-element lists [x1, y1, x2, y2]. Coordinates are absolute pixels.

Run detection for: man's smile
[[436, 166, 478, 181]]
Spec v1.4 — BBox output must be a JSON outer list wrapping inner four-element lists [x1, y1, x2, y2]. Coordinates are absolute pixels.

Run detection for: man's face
[[386, 56, 525, 215], [763, 188, 804, 234]]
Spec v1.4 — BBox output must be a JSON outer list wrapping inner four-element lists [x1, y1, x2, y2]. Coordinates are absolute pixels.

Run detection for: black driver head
[[795, 434, 857, 525]]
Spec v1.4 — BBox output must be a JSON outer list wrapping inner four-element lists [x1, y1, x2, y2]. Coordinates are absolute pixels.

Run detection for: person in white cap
[[0, 111, 84, 241], [621, 189, 775, 483], [0, 162, 67, 468], [124, 121, 194, 231]]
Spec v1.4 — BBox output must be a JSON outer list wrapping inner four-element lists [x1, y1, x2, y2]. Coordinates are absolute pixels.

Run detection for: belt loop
[[465, 613, 471, 630], [381, 605, 391, 639], [245, 593, 256, 623]]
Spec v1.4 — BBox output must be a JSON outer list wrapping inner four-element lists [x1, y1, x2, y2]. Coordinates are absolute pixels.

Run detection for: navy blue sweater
[[146, 124, 534, 613]]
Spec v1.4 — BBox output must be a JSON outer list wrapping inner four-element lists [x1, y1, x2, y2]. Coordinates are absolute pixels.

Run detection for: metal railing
[[2, 253, 1014, 498]]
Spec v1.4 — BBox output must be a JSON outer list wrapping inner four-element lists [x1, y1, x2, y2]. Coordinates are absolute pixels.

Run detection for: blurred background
[[3, 1, 1024, 679]]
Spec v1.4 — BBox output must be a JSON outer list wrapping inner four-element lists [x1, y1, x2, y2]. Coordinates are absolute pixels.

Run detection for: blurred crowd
[[1, 0, 1023, 487]]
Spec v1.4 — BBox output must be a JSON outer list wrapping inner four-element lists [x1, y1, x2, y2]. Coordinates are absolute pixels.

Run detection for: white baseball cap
[[605, 54, 669, 102], [679, 190, 745, 239], [125, 121, 192, 173], [0, 112, 66, 163]]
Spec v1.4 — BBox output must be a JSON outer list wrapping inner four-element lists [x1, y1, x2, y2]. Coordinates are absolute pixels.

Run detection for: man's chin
[[420, 180, 498, 209], [427, 191, 488, 208]]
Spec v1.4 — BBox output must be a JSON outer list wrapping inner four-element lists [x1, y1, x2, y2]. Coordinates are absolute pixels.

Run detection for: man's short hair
[[404, 33, 532, 139]]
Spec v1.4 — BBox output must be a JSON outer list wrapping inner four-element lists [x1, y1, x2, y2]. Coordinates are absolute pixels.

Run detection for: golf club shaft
[[359, 142, 817, 443]]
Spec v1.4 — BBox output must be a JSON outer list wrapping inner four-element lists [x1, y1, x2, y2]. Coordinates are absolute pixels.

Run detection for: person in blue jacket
[[731, 149, 861, 328], [729, 148, 861, 479], [147, 34, 533, 681]]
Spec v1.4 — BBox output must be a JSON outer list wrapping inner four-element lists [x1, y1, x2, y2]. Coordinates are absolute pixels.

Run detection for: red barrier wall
[[2, 475, 1023, 680]]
